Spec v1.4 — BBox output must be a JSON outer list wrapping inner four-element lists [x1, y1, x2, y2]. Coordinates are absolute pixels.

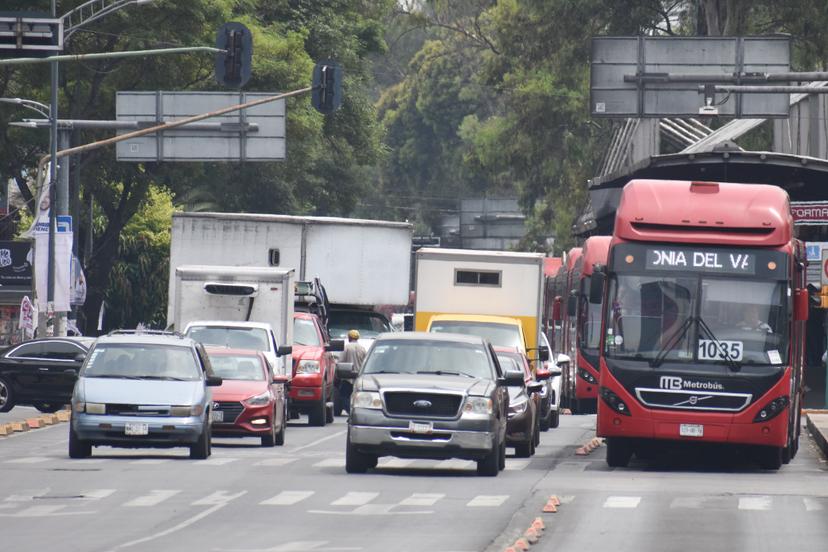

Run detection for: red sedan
[[205, 347, 289, 447]]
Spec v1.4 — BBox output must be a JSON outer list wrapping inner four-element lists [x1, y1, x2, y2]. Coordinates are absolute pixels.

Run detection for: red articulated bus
[[593, 180, 808, 470], [556, 247, 582, 411], [573, 236, 611, 414]]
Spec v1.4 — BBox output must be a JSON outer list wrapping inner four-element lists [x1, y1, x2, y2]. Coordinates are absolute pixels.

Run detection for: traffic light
[[215, 22, 252, 88], [312, 60, 343, 114]]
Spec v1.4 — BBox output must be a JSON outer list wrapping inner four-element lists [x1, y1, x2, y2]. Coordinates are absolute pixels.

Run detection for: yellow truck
[[414, 248, 546, 356]]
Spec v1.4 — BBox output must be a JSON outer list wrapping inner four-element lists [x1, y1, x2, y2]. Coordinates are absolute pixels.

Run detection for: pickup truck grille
[[383, 392, 463, 418]]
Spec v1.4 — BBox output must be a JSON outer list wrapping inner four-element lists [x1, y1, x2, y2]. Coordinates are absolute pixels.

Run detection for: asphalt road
[[0, 413, 825, 552]]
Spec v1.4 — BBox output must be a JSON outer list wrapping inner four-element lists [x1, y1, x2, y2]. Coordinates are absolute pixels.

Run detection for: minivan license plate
[[409, 421, 433, 434], [679, 424, 703, 437], [125, 423, 149, 436]]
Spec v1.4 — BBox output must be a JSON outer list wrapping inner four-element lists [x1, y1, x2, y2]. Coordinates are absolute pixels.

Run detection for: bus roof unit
[[614, 179, 792, 247], [581, 236, 611, 275]]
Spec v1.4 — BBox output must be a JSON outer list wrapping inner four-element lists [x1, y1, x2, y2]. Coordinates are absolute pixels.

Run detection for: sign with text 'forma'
[[590, 36, 791, 118]]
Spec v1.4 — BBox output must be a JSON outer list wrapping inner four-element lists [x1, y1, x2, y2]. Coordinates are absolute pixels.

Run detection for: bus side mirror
[[795, 289, 809, 321], [589, 271, 605, 304], [567, 293, 577, 317]]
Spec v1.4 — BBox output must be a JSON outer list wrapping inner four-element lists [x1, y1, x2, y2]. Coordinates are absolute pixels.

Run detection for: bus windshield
[[604, 274, 788, 367]]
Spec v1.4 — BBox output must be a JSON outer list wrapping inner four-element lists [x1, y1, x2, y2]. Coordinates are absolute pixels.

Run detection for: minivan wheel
[[477, 443, 500, 477], [68, 424, 91, 459], [0, 376, 14, 413], [190, 424, 210, 460]]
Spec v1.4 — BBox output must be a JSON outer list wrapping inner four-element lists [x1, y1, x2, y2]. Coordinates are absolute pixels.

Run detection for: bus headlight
[[600, 387, 631, 416], [578, 369, 597, 384], [753, 396, 789, 423]]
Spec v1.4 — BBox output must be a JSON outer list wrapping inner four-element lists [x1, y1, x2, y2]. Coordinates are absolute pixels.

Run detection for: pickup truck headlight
[[171, 405, 204, 417], [243, 392, 271, 407], [508, 394, 529, 416], [296, 360, 320, 374], [463, 397, 493, 415], [352, 391, 383, 410]]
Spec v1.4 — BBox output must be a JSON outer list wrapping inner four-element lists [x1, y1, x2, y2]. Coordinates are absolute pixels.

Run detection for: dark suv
[[337, 332, 523, 476]]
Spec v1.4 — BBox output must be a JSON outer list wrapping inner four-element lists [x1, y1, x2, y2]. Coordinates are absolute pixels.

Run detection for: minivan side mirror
[[589, 270, 606, 304], [277, 346, 293, 356], [206, 375, 223, 387], [325, 339, 345, 352]]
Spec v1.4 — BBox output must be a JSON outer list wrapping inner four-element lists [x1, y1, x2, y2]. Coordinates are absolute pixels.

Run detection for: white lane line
[[5, 489, 49, 502], [5, 457, 50, 464], [191, 490, 247, 506], [378, 458, 414, 469], [436, 459, 475, 470], [330, 492, 378, 507], [738, 496, 772, 511], [291, 430, 346, 453], [7, 505, 66, 516], [313, 458, 345, 468], [504, 459, 531, 471], [399, 493, 445, 507], [804, 498, 824, 511], [105, 502, 227, 551], [192, 457, 239, 466], [260, 491, 315, 506], [82, 489, 117, 500], [604, 496, 641, 509], [254, 457, 299, 467], [467, 495, 509, 507], [123, 490, 180, 507]]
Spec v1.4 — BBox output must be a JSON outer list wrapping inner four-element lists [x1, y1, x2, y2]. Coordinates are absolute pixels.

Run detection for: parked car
[[494, 347, 544, 457], [338, 332, 524, 476], [290, 312, 344, 426], [183, 321, 292, 376], [0, 337, 96, 413], [205, 347, 289, 446], [69, 330, 222, 459], [536, 332, 562, 430]]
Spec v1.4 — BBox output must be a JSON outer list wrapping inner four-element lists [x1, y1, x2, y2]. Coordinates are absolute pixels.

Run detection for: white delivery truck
[[170, 265, 296, 374], [414, 248, 546, 356], [168, 212, 413, 340]]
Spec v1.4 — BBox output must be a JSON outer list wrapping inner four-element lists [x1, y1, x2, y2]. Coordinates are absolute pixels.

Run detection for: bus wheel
[[757, 446, 783, 470], [605, 437, 632, 468]]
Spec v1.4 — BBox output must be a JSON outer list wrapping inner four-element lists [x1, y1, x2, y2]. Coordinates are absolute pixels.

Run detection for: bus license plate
[[680, 424, 703, 438], [211, 410, 224, 422], [409, 421, 433, 434], [125, 423, 149, 436]]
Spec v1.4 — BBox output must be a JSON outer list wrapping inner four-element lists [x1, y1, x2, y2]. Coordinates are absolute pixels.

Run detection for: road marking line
[[604, 496, 641, 509], [5, 457, 50, 464], [192, 457, 239, 466], [254, 457, 299, 467], [436, 459, 475, 470], [467, 495, 509, 507], [191, 490, 247, 506], [504, 459, 531, 471], [5, 489, 50, 502], [313, 458, 345, 468], [105, 502, 227, 551], [123, 490, 180, 507], [330, 492, 378, 506], [291, 430, 346, 453], [738, 496, 772, 511], [804, 498, 824, 511], [8, 505, 66, 516], [377, 458, 414, 469], [82, 489, 117, 500], [399, 493, 445, 507], [260, 491, 315, 506]]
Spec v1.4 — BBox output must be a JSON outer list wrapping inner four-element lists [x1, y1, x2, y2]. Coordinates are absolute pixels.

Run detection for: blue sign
[[32, 215, 72, 234]]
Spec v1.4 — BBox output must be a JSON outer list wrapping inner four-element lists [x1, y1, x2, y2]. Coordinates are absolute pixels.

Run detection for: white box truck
[[168, 212, 413, 341], [170, 265, 295, 374], [414, 248, 546, 354]]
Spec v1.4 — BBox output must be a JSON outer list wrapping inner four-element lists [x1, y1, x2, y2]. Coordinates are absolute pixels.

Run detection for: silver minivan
[[69, 331, 222, 459]]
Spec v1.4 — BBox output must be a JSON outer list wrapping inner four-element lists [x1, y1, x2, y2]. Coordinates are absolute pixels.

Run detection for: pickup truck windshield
[[83, 344, 200, 380], [429, 321, 523, 350], [363, 340, 493, 379], [186, 326, 270, 352]]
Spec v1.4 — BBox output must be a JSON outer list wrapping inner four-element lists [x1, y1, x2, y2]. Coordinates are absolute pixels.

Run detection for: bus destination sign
[[645, 247, 756, 275]]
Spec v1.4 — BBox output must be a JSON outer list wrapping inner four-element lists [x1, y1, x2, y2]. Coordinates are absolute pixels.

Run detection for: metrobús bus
[[556, 247, 582, 411], [573, 236, 611, 414], [593, 180, 808, 470]]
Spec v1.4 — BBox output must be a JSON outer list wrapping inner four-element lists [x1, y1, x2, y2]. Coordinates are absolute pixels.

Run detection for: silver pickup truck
[[337, 332, 524, 476]]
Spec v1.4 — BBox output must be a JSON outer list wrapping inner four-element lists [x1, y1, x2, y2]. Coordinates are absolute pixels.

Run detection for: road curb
[[806, 413, 828, 460], [0, 409, 70, 438]]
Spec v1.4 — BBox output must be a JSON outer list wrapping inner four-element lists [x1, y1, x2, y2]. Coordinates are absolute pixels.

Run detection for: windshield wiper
[[366, 370, 401, 374], [697, 316, 741, 372], [86, 374, 143, 380], [650, 315, 695, 368], [416, 370, 476, 378]]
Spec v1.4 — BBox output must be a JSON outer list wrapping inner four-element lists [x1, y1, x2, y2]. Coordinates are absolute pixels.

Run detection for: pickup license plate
[[409, 421, 433, 434], [124, 422, 149, 436], [211, 410, 224, 422], [679, 424, 703, 437]]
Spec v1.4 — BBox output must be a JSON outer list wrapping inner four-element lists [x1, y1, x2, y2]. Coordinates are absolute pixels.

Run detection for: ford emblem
[[413, 400, 432, 409]]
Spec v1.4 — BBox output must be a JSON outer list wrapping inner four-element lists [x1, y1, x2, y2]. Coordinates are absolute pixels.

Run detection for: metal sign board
[[116, 91, 285, 162], [590, 36, 791, 118], [0, 14, 63, 54]]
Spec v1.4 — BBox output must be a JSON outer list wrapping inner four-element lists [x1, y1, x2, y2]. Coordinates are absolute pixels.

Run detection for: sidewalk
[[805, 412, 828, 460]]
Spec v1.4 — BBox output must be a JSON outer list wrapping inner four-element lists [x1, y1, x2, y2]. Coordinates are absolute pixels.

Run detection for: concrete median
[[805, 412, 828, 460]]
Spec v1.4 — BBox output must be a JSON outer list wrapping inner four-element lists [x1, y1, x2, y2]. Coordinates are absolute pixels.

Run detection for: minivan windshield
[[429, 321, 523, 350], [186, 326, 270, 352], [83, 344, 201, 380], [363, 340, 493, 379]]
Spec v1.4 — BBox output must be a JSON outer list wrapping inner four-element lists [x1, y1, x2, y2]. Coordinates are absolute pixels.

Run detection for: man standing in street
[[335, 329, 366, 414]]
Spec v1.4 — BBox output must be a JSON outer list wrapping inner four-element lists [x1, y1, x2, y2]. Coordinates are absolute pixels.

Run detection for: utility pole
[[45, 0, 59, 336]]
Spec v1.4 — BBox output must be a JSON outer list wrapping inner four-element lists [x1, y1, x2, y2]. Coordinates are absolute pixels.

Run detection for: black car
[[0, 337, 96, 413]]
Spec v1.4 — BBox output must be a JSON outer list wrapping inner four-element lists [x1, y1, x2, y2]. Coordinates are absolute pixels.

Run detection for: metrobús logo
[[659, 376, 724, 391]]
